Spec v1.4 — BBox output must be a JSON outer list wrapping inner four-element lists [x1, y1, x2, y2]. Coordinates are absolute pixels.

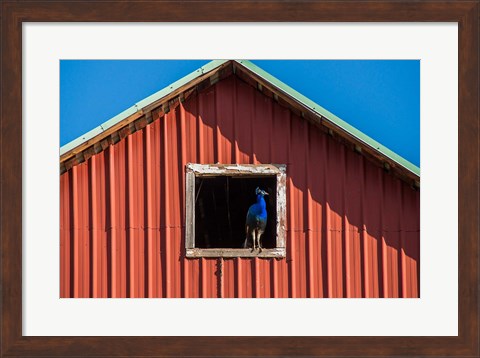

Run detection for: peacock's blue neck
[[256, 194, 267, 216]]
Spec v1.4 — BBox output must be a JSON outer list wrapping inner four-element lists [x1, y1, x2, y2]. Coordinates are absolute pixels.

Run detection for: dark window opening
[[194, 176, 277, 249]]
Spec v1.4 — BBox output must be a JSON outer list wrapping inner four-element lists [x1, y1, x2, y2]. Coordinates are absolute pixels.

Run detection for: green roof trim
[[235, 60, 420, 177], [60, 59, 419, 178]]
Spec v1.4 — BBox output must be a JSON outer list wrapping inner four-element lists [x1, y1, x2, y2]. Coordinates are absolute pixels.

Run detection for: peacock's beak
[[264, 191, 269, 196]]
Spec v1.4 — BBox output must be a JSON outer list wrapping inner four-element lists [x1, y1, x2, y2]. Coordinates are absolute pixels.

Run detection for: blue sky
[[60, 60, 420, 166]]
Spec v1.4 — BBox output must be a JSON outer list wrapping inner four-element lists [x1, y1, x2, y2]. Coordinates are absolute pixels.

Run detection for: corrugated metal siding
[[60, 75, 420, 298]]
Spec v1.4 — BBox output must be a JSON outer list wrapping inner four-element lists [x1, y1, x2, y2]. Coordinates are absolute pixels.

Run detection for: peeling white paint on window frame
[[185, 163, 287, 258]]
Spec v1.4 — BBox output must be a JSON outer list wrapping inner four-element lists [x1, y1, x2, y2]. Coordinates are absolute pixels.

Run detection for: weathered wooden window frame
[[185, 163, 286, 258]]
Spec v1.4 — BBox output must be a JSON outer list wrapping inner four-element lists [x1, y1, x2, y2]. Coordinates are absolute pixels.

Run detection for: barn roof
[[60, 60, 420, 184]]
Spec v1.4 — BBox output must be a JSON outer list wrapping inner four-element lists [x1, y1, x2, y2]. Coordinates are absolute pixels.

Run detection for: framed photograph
[[1, 1, 478, 356]]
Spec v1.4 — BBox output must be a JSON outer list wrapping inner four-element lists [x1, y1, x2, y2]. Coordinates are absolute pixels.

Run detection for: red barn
[[60, 60, 420, 298]]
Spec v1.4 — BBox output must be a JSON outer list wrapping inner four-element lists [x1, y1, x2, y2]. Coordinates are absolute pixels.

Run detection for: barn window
[[185, 164, 286, 258]]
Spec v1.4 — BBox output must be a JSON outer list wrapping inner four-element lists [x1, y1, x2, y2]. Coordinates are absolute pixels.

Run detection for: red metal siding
[[60, 75, 420, 298]]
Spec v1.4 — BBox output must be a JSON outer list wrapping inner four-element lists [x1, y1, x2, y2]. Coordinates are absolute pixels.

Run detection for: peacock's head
[[255, 187, 269, 196]]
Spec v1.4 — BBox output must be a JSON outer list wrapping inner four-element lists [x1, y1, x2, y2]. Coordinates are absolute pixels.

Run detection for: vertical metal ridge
[[170, 111, 181, 297], [159, 119, 166, 297], [400, 184, 408, 298], [253, 257, 260, 298], [342, 146, 351, 298], [218, 258, 224, 298], [379, 168, 387, 298], [60, 172, 71, 297], [78, 164, 86, 297], [171, 108, 185, 297], [268, 91, 274, 165], [319, 132, 328, 298], [200, 258, 207, 298], [174, 112, 182, 297], [251, 90, 258, 164], [87, 160, 93, 298], [200, 89, 215, 164], [250, 86, 255, 164], [237, 79, 253, 164], [94, 156, 100, 299], [360, 156, 368, 298], [310, 128, 325, 298], [270, 259, 278, 299], [192, 95, 203, 298], [236, 258, 243, 298], [339, 145, 347, 298], [99, 153, 108, 297], [328, 139, 341, 298], [111, 141, 127, 297], [79, 163, 90, 297], [224, 77, 235, 163], [305, 125, 313, 298], [232, 76, 240, 163], [107, 148, 115, 297], [136, 132, 146, 298], [197, 91, 204, 163], [68, 171, 75, 298], [126, 135, 133, 297], [84, 163, 92, 298], [224, 259, 235, 298], [71, 166, 79, 297], [90, 156, 98, 297], [325, 138, 333, 298], [168, 115, 176, 297], [213, 84, 221, 164], [414, 190, 420, 297], [394, 179, 404, 298], [264, 259, 272, 298], [397, 180, 407, 298], [179, 103, 188, 298], [388, 176, 403, 297], [75, 164, 82, 297], [287, 112, 296, 298], [156, 120, 163, 297], [162, 115, 171, 298], [110, 147, 118, 298], [182, 258, 189, 298], [403, 186, 420, 297], [344, 149, 354, 297], [120, 142, 128, 297], [145, 125, 153, 298]]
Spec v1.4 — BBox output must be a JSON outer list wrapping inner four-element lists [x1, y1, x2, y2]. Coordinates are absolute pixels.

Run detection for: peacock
[[243, 187, 268, 251]]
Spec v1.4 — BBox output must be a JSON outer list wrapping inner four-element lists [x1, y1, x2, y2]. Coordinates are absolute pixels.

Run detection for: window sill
[[185, 248, 286, 258]]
